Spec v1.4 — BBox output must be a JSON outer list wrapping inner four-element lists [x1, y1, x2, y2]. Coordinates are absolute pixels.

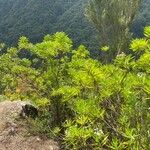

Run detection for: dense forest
[[0, 0, 98, 51], [0, 0, 150, 51], [1, 0, 150, 149]]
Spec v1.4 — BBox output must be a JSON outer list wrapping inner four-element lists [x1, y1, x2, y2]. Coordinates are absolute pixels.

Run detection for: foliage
[[86, 0, 141, 62], [132, 0, 150, 37], [0, 0, 150, 57], [0, 0, 98, 53], [1, 27, 150, 149]]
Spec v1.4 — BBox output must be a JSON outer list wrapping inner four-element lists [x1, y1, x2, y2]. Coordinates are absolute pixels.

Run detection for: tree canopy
[[86, 0, 141, 60], [0, 0, 150, 54]]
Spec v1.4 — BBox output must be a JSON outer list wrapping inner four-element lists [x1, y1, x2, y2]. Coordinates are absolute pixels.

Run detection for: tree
[[86, 0, 141, 61]]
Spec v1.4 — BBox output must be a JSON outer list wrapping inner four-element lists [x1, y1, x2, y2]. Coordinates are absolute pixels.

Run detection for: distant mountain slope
[[0, 0, 73, 43], [0, 0, 150, 51], [0, 0, 97, 50], [53, 0, 98, 50], [132, 0, 150, 37]]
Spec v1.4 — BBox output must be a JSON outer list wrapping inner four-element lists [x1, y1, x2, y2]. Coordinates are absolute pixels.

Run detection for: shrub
[[1, 27, 150, 149]]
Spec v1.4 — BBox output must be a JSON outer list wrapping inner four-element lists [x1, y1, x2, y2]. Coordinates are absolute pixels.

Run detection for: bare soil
[[0, 101, 59, 150]]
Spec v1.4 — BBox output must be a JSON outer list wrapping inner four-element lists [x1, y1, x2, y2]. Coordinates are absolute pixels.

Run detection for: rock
[[20, 104, 38, 119], [0, 100, 59, 150]]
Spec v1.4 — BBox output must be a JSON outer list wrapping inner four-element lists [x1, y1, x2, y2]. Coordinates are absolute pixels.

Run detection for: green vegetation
[[0, 0, 150, 54], [1, 0, 150, 149], [0, 26, 150, 149], [0, 0, 98, 52], [86, 0, 141, 61], [132, 0, 150, 37]]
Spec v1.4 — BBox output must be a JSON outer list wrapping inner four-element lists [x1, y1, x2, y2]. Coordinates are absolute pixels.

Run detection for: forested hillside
[[0, 0, 150, 50], [132, 0, 150, 37], [0, 0, 97, 50]]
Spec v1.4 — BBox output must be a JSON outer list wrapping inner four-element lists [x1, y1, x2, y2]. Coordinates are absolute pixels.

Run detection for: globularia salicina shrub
[[0, 27, 150, 149]]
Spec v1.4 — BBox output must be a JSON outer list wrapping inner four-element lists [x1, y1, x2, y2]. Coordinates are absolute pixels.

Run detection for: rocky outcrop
[[0, 100, 59, 150]]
